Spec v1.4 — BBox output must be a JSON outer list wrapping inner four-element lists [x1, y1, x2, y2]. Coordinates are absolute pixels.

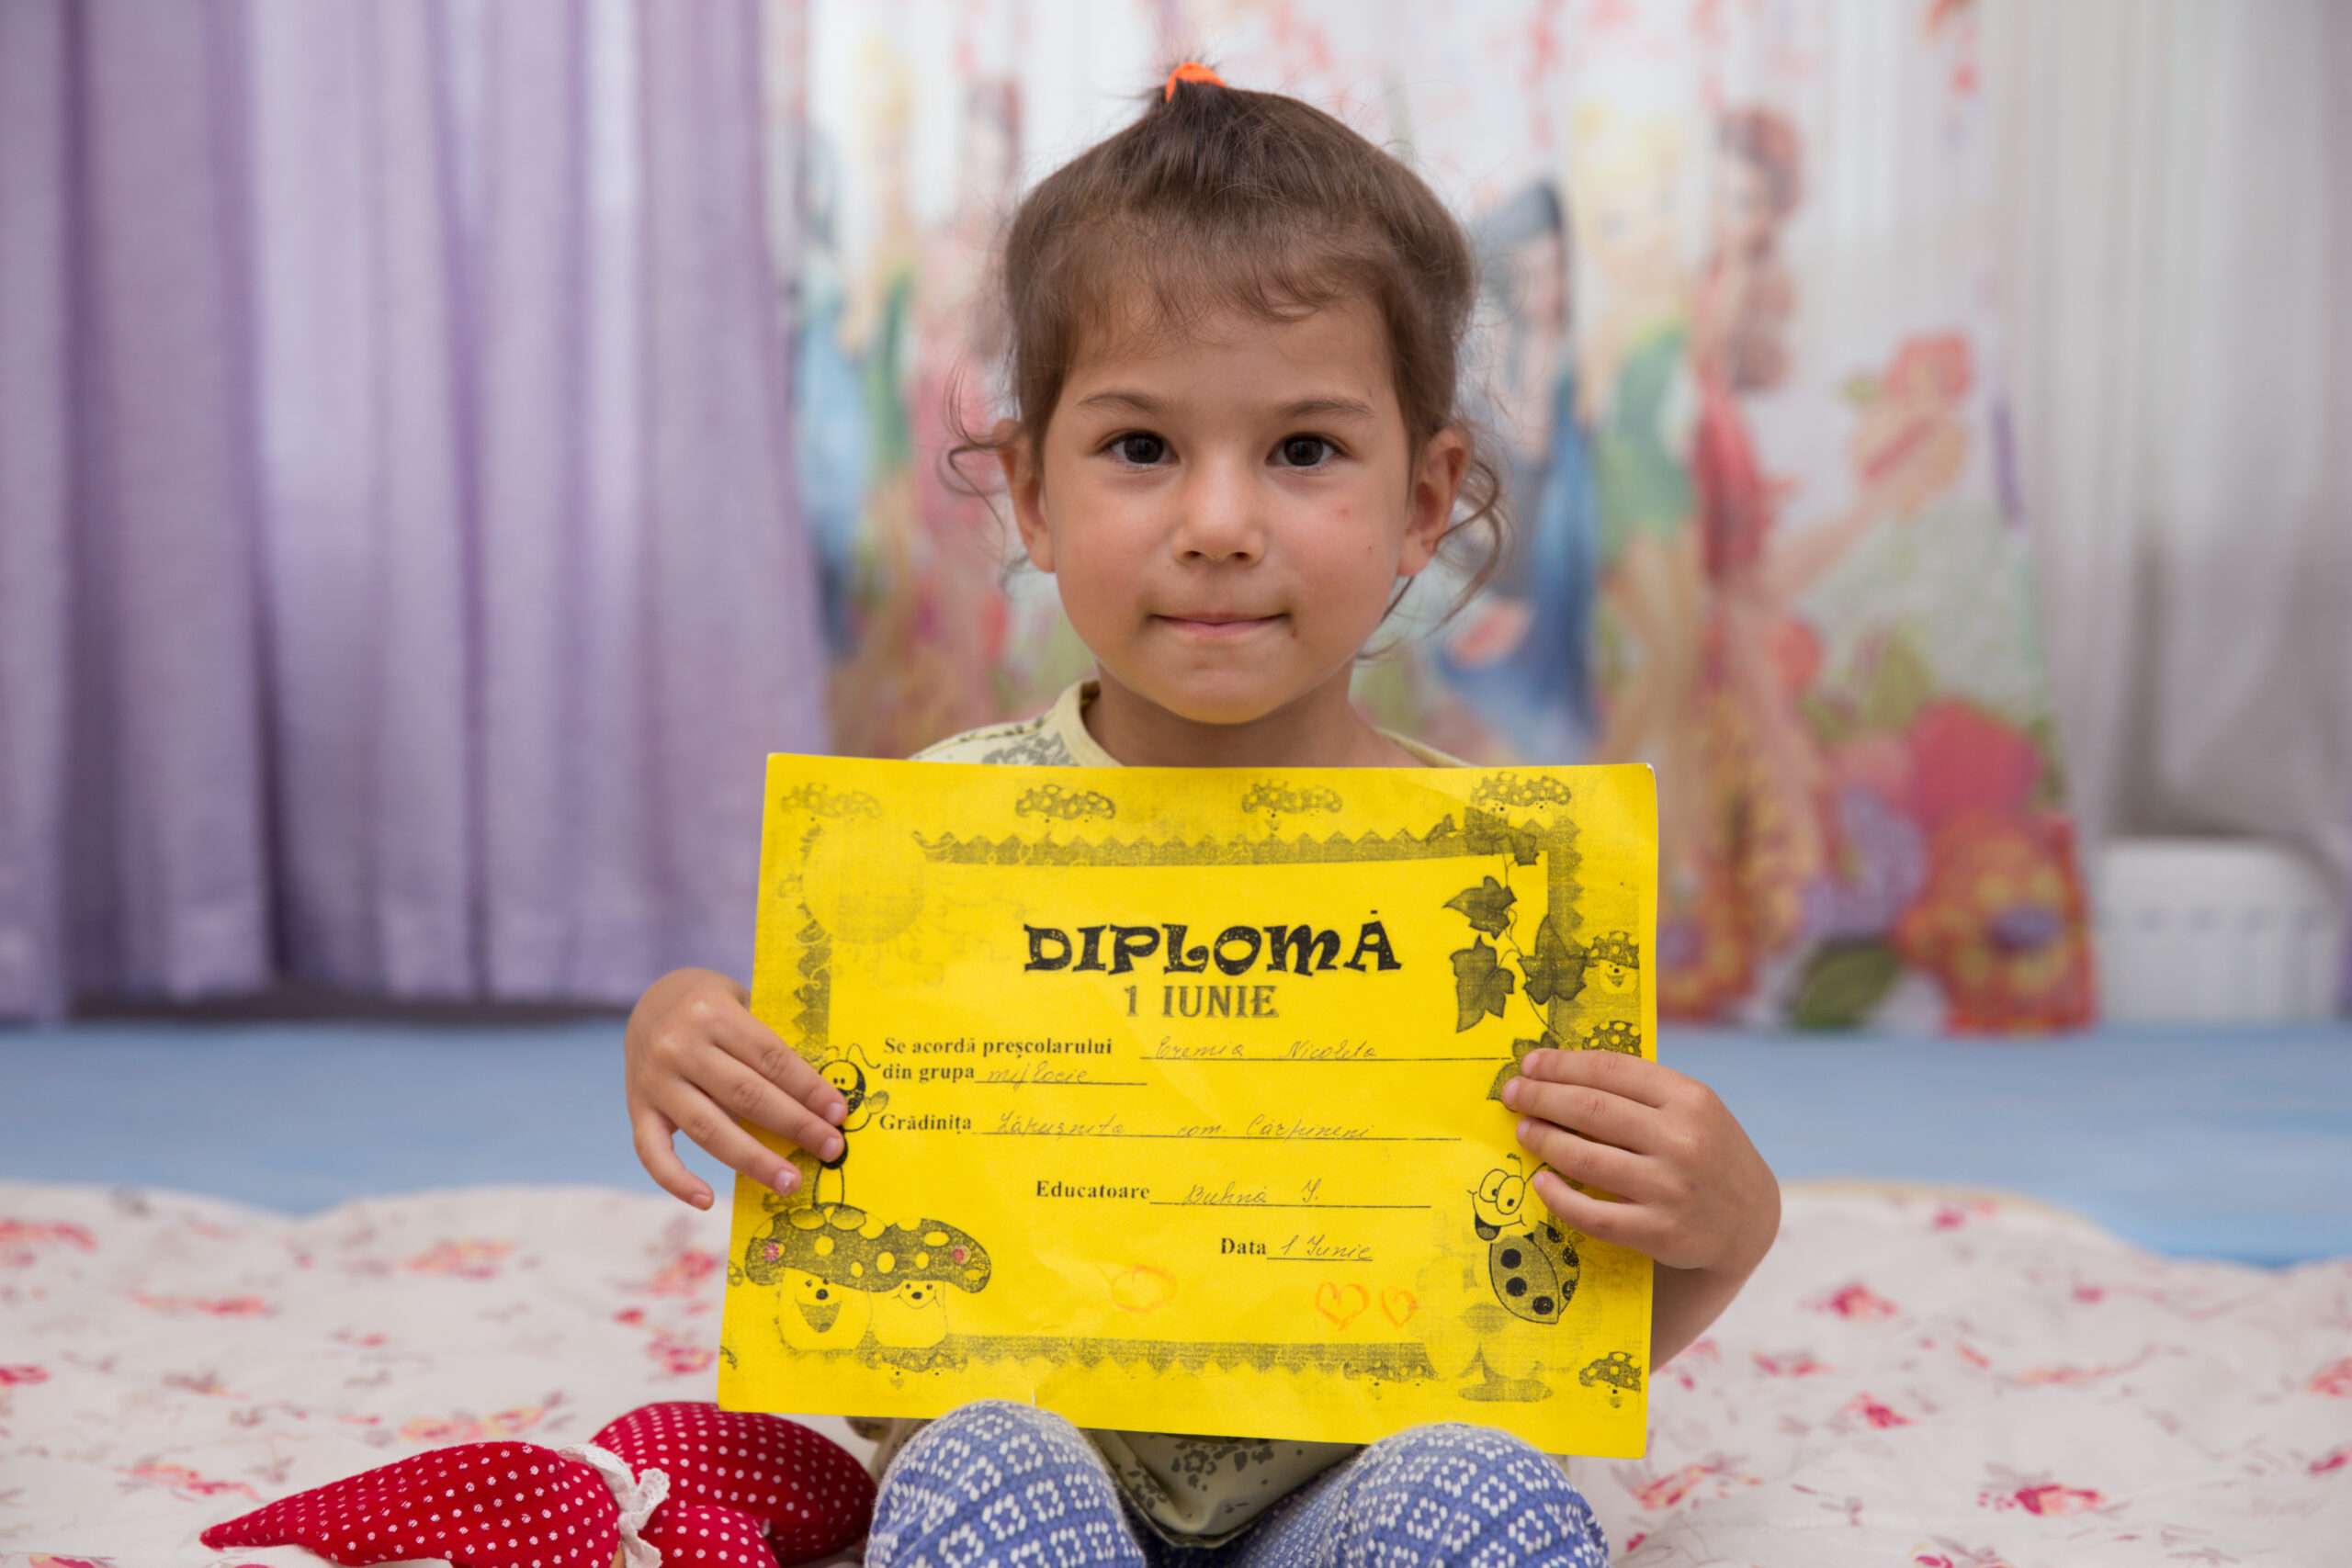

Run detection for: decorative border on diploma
[[748, 773, 1643, 1390]]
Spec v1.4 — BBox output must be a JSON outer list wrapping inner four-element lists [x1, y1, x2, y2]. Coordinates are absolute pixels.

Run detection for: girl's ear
[[996, 420, 1055, 573], [1397, 425, 1469, 577]]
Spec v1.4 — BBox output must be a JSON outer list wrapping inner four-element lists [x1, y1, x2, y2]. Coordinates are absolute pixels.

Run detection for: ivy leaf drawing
[[1489, 1032, 1563, 1101], [1451, 940, 1516, 1031], [1520, 916, 1589, 1008], [1445, 876, 1518, 937], [1465, 807, 1546, 864]]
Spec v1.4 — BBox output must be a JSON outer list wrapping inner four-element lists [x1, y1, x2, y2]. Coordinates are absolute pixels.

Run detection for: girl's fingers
[[1514, 1116, 1667, 1204], [717, 1011, 849, 1125], [1519, 1046, 1680, 1109], [630, 1108, 714, 1209], [691, 1044, 846, 1166], [1509, 1075, 1662, 1155], [1527, 1168, 1657, 1252], [658, 1081, 807, 1197]]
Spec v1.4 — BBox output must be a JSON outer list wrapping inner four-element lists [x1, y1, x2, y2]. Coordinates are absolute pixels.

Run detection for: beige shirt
[[851, 677, 1468, 1548]]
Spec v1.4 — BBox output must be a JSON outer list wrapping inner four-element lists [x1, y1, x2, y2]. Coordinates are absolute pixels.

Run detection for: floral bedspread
[[3, 1180, 2345, 1567]]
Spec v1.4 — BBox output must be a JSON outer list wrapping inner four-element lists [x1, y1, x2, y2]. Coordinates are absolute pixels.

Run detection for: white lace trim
[[557, 1442, 670, 1568]]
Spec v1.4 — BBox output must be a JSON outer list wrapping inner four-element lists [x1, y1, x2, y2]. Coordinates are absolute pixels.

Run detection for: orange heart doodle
[[1381, 1287, 1419, 1327], [1315, 1280, 1369, 1327], [1103, 1265, 1175, 1314]]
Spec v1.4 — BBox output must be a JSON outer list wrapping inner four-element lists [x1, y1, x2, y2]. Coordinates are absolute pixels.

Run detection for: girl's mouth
[[1157, 614, 1284, 639]]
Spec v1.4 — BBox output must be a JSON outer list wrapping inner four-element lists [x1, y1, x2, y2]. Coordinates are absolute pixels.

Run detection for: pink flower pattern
[[402, 1238, 514, 1279], [1812, 1281, 1902, 1320], [1843, 1393, 1911, 1428], [130, 1292, 274, 1317], [3, 1182, 2347, 1566], [1552, 1188, 2348, 1562], [2307, 1357, 2352, 1396], [0, 1219, 96, 1266]]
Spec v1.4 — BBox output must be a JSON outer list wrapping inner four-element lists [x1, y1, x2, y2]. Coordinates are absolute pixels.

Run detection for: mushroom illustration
[[743, 1202, 991, 1354], [1579, 1348, 1644, 1408], [1587, 931, 1641, 996]]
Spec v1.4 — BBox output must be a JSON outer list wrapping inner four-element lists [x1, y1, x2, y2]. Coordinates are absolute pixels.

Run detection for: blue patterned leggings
[[865, 1400, 1609, 1567]]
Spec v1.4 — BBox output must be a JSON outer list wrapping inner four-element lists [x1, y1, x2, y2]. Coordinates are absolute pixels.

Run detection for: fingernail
[[826, 1100, 849, 1125], [774, 1167, 799, 1193], [1500, 1077, 1524, 1108], [693, 1189, 713, 1209], [1517, 1116, 1538, 1144], [1522, 1049, 1551, 1075], [822, 1134, 844, 1160]]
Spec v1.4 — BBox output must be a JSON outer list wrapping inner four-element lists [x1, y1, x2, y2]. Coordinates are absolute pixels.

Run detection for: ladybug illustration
[[1487, 1215, 1580, 1324], [1469, 1155, 1532, 1240], [1469, 1156, 1580, 1324]]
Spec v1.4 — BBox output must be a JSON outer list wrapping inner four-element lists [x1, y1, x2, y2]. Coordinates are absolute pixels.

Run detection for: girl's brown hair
[[944, 65, 1510, 645]]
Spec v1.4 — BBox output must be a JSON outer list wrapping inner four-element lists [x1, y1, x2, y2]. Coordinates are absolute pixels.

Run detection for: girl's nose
[[1170, 457, 1266, 562]]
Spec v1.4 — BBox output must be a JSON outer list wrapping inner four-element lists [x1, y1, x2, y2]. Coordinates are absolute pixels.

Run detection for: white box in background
[[2095, 838, 2346, 1023]]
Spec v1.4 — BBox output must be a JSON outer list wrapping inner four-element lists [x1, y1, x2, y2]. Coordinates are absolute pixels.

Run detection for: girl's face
[[1002, 297, 1464, 728]]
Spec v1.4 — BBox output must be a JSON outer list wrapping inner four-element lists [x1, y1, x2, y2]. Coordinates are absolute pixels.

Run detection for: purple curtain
[[0, 0, 828, 1019]]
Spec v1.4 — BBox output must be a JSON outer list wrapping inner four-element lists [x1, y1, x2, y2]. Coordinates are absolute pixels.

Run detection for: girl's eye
[[1102, 433, 1340, 468]]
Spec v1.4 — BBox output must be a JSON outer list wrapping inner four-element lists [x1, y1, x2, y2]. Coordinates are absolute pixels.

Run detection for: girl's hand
[[623, 967, 850, 1209], [1500, 1047, 1779, 1277]]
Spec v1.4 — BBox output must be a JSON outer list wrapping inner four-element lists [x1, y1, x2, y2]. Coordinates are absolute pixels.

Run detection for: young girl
[[623, 64, 1781, 1568]]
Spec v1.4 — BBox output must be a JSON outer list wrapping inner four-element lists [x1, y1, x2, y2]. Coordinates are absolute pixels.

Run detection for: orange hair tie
[[1163, 62, 1226, 100]]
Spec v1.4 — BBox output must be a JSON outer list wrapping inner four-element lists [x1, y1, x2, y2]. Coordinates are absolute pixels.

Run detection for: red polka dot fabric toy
[[200, 1400, 873, 1567]]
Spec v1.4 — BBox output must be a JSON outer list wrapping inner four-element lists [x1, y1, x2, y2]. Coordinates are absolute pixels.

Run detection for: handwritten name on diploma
[[987, 1111, 1374, 1139], [1148, 1038, 1378, 1060]]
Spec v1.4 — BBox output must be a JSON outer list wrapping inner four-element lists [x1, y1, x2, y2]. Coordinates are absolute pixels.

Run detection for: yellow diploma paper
[[718, 757, 1657, 1456]]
